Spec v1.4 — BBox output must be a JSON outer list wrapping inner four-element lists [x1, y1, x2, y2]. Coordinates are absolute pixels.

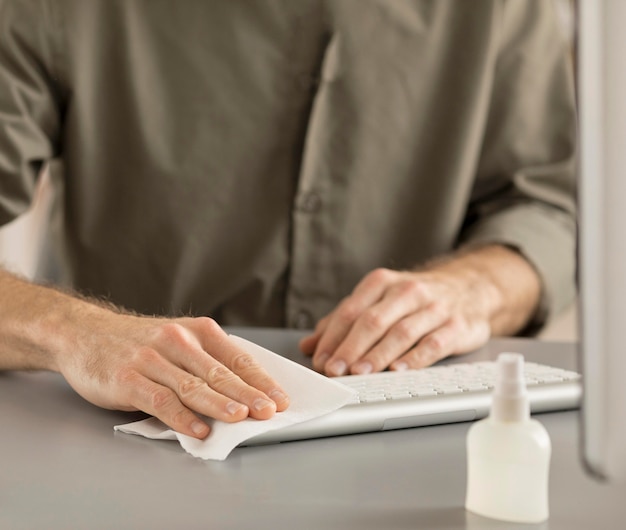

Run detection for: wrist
[[421, 244, 541, 335], [434, 252, 506, 324], [465, 245, 541, 335]]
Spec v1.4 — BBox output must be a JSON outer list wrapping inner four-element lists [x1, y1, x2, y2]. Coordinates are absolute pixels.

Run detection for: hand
[[57, 310, 290, 439], [299, 268, 492, 376], [299, 246, 541, 376], [0, 269, 289, 440]]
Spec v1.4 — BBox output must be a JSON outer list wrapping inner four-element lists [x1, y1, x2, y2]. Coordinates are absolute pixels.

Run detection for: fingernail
[[191, 421, 209, 436], [392, 362, 408, 372], [328, 360, 347, 376], [353, 362, 372, 375], [253, 398, 275, 412], [269, 389, 288, 404], [226, 401, 247, 416]]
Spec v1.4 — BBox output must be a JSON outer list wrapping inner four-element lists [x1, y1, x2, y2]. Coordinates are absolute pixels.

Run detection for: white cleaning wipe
[[114, 335, 356, 460]]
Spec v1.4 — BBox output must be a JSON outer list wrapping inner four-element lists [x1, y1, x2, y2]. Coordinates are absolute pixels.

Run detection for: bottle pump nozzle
[[491, 352, 530, 422]]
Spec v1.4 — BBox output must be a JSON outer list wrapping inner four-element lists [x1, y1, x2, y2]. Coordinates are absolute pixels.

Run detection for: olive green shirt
[[0, 0, 576, 329]]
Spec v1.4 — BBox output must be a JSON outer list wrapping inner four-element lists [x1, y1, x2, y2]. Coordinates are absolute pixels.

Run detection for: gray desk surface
[[2, 328, 625, 530]]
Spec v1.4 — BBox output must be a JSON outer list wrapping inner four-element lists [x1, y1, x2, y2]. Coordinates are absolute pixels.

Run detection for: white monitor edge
[[578, 0, 626, 482]]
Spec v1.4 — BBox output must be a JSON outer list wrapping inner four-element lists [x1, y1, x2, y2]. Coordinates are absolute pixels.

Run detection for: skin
[[0, 268, 290, 439], [0, 243, 540, 438], [299, 244, 542, 376]]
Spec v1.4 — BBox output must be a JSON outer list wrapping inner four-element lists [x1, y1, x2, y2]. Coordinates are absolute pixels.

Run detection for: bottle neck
[[491, 394, 530, 422]]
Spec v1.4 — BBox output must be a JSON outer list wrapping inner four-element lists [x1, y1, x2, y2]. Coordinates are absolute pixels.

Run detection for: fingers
[[136, 378, 214, 439], [299, 315, 330, 356], [323, 282, 431, 375], [314, 274, 431, 375], [391, 317, 491, 370], [186, 318, 289, 412], [311, 269, 397, 372], [349, 304, 448, 374], [119, 356, 248, 439], [138, 347, 250, 423], [206, 353, 284, 418], [159, 319, 289, 418]]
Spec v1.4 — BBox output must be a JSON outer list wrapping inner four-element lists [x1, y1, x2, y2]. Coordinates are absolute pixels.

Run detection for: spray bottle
[[465, 352, 551, 523]]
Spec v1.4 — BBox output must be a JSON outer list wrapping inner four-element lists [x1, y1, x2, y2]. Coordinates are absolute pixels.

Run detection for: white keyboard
[[244, 360, 582, 445], [336, 361, 581, 404]]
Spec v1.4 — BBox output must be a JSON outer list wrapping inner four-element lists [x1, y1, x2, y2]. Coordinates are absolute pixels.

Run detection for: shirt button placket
[[291, 191, 322, 329]]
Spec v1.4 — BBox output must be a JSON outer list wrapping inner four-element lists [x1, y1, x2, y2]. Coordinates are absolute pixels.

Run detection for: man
[[0, 1, 576, 439]]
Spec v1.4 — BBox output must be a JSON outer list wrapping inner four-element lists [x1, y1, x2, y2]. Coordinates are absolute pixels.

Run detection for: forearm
[[422, 244, 542, 336], [0, 267, 120, 372], [0, 267, 107, 371]]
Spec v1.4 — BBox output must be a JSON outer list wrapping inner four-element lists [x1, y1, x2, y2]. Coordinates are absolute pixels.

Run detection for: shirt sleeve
[[458, 0, 577, 328], [0, 0, 62, 226]]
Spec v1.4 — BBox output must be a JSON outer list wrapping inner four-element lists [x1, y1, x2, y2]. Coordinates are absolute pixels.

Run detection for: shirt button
[[293, 310, 314, 330], [298, 192, 322, 213]]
